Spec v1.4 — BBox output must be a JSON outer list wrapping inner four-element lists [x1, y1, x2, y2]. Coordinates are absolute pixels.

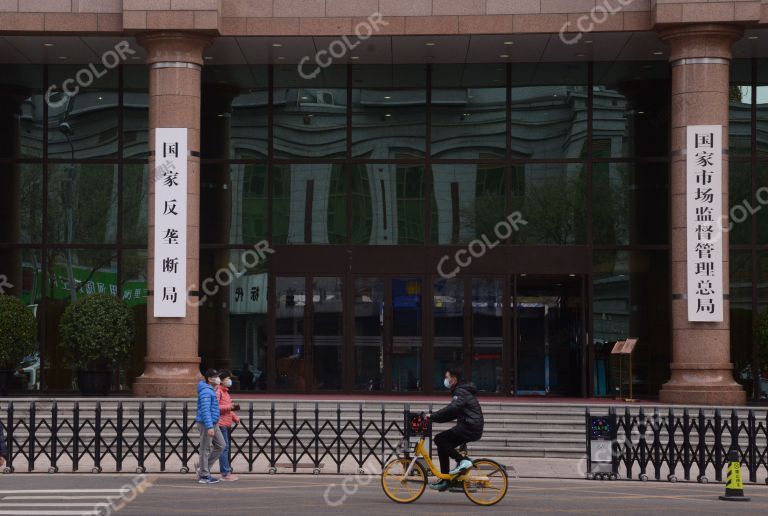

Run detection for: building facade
[[0, 1, 767, 403]]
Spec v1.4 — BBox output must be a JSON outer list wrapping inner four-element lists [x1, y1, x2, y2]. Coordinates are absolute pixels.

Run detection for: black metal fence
[[588, 407, 768, 483], [1, 401, 425, 474]]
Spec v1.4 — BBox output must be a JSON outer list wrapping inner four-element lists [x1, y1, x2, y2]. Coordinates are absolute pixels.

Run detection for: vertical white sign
[[154, 128, 188, 317], [686, 125, 723, 322]]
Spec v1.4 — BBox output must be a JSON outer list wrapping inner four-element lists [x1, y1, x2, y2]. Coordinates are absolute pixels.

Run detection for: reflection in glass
[[353, 278, 385, 391], [202, 164, 268, 245], [43, 249, 118, 390], [123, 65, 149, 159], [0, 65, 44, 159], [272, 164, 346, 244], [351, 164, 425, 244], [313, 277, 343, 390], [273, 66, 346, 159], [0, 249, 42, 390], [730, 251, 753, 393], [433, 278, 464, 390], [392, 278, 422, 392], [432, 64, 506, 159], [511, 63, 587, 160], [276, 277, 305, 390], [351, 65, 426, 158], [47, 66, 119, 160], [123, 164, 148, 245], [511, 163, 585, 244], [472, 278, 503, 393], [431, 164, 505, 244], [0, 164, 42, 243], [48, 164, 119, 244], [729, 161, 752, 245], [592, 61, 670, 158]]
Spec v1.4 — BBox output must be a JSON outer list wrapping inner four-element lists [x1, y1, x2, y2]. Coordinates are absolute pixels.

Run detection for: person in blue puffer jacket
[[195, 369, 225, 484]]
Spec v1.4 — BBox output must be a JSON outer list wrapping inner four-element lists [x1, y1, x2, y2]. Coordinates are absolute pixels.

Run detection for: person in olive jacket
[[0, 423, 7, 469], [426, 367, 484, 491]]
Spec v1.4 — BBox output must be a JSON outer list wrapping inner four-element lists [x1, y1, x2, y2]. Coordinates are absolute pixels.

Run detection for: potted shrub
[[59, 293, 134, 396], [0, 295, 37, 395]]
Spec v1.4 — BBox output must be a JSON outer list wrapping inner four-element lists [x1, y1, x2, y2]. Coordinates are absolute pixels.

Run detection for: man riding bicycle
[[426, 367, 484, 491]]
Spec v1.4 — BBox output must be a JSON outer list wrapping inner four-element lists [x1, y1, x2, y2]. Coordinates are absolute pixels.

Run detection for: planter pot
[[0, 369, 14, 395], [76, 370, 111, 396]]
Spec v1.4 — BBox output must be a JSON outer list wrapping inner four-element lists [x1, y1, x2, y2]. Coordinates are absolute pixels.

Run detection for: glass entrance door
[[515, 275, 583, 396]]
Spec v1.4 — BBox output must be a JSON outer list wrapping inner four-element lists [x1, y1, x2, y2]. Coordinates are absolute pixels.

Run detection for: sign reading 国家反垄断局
[[686, 125, 723, 322], [154, 128, 188, 318]]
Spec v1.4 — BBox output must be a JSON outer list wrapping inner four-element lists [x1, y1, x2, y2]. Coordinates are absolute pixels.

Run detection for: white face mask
[[223, 378, 233, 388], [443, 378, 452, 389], [210, 377, 221, 385]]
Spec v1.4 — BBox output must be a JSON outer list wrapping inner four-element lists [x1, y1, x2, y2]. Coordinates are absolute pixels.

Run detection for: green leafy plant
[[0, 295, 37, 369], [59, 293, 134, 370]]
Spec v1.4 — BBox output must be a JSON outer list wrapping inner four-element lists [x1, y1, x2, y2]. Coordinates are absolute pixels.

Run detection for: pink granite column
[[133, 32, 212, 397], [658, 24, 746, 405]]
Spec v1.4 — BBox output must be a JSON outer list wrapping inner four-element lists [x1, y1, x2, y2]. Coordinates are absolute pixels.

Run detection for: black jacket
[[0, 424, 7, 460], [430, 382, 484, 437]]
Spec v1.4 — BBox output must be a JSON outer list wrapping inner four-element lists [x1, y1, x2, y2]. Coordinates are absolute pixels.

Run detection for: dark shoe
[[428, 480, 450, 492]]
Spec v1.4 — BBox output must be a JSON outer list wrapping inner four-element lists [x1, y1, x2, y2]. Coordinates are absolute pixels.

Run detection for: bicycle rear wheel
[[461, 459, 508, 506], [381, 458, 427, 503]]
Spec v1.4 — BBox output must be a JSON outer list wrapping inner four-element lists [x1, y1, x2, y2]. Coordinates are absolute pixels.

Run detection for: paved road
[[0, 474, 767, 515]]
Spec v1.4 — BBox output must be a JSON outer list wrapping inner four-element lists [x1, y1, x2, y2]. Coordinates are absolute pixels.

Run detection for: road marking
[[0, 484, 153, 516], [0, 490, 128, 494]]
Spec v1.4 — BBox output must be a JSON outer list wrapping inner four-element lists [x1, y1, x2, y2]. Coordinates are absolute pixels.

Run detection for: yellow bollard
[[718, 450, 750, 502]]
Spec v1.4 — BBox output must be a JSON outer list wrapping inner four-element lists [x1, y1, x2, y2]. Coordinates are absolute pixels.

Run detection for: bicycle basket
[[405, 411, 431, 438]]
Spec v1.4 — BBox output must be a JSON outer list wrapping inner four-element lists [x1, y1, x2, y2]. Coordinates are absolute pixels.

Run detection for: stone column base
[[132, 357, 201, 397], [660, 363, 746, 405]]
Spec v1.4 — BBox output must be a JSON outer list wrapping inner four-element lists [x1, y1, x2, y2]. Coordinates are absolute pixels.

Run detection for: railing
[[587, 407, 768, 483], [0, 401, 428, 474]]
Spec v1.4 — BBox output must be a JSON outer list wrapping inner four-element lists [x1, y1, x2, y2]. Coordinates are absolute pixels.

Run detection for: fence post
[[700, 409, 709, 481], [652, 408, 661, 480], [637, 407, 647, 479], [248, 402, 254, 473], [358, 404, 364, 469], [380, 404, 386, 467], [116, 402, 124, 472], [160, 402, 166, 472], [269, 402, 276, 470], [94, 401, 102, 473], [584, 408, 590, 477], [138, 401, 145, 472], [314, 403, 320, 471], [622, 407, 632, 479], [28, 401, 35, 472], [292, 402, 297, 473], [682, 408, 691, 481], [336, 403, 341, 473], [747, 410, 757, 483], [73, 402, 79, 472], [50, 402, 58, 473], [181, 402, 188, 473], [667, 408, 676, 481], [5, 402, 13, 472]]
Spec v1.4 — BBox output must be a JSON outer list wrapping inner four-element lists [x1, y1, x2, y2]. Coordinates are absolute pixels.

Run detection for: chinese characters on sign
[[686, 125, 723, 322], [154, 128, 188, 317]]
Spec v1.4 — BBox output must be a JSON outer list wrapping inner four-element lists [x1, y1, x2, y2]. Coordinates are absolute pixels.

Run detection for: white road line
[[0, 489, 127, 494], [0, 502, 103, 506], [3, 496, 114, 500], [0, 512, 99, 516]]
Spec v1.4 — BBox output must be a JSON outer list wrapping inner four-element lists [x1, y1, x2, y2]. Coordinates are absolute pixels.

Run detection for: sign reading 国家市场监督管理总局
[[686, 125, 723, 322], [153, 128, 188, 318]]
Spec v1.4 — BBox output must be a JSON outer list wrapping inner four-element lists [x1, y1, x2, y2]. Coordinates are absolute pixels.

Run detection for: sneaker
[[221, 473, 239, 482], [198, 476, 220, 484], [449, 459, 473, 476], [428, 480, 450, 492]]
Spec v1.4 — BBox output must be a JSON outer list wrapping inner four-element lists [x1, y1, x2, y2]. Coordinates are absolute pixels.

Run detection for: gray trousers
[[196, 422, 225, 477]]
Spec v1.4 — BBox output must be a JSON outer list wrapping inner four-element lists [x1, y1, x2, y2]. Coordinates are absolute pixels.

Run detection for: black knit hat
[[204, 368, 220, 379]]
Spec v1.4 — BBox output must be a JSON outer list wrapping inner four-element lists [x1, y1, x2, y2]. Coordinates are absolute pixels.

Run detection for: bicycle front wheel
[[462, 459, 508, 506], [381, 458, 427, 503]]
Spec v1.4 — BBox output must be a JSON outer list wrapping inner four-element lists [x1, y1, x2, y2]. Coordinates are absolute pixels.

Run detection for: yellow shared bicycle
[[381, 412, 508, 506]]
